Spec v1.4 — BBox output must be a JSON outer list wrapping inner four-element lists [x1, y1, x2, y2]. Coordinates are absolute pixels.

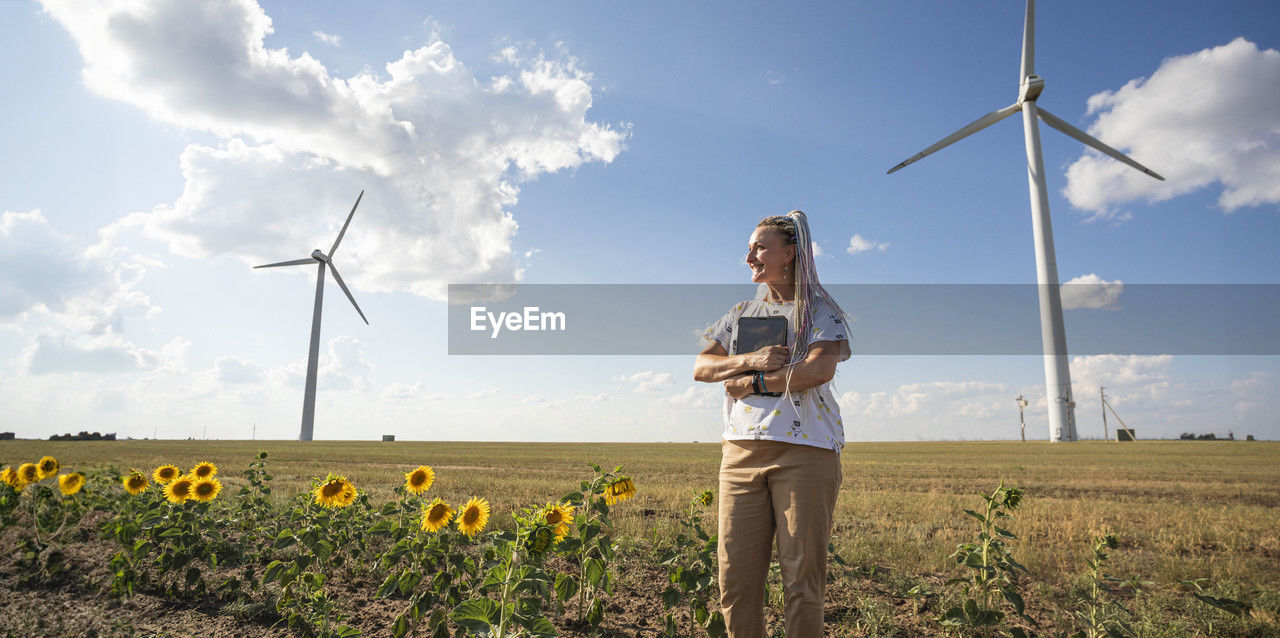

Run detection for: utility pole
[[252, 422, 257, 441], [1100, 386, 1109, 442], [1016, 395, 1029, 442]]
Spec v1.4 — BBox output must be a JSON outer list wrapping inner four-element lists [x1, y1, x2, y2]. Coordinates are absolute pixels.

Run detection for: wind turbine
[[887, 0, 1163, 442], [255, 190, 369, 442]]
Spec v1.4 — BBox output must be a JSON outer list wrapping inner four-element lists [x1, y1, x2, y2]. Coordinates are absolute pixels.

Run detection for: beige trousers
[[718, 439, 842, 637]]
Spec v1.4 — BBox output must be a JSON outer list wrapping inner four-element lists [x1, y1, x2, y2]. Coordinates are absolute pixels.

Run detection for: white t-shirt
[[703, 296, 852, 453]]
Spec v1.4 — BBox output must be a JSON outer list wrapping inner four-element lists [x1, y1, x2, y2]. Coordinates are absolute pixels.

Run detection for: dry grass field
[[1, 438, 1277, 636]]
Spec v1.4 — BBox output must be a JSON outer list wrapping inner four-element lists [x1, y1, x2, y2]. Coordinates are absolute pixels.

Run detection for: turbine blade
[[1037, 107, 1165, 181], [254, 258, 316, 269], [327, 263, 369, 325], [329, 190, 364, 257], [1021, 0, 1035, 80], [887, 103, 1021, 174]]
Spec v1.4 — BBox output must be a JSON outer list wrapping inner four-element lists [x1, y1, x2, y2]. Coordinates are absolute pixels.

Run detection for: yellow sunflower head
[[152, 465, 180, 484], [604, 476, 636, 506], [19, 463, 41, 485], [164, 475, 195, 504], [36, 456, 60, 479], [420, 498, 455, 532], [1, 467, 16, 488], [313, 476, 356, 508], [695, 490, 715, 508], [191, 462, 218, 479], [456, 497, 491, 537], [404, 465, 435, 494], [190, 477, 222, 503], [542, 503, 575, 538], [122, 470, 148, 495], [58, 473, 85, 496]]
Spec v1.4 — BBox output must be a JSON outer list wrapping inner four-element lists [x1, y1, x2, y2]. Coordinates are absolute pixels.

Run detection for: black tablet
[[736, 316, 788, 396]]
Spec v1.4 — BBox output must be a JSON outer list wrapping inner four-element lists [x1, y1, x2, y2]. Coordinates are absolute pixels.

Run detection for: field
[[1, 439, 1278, 636]]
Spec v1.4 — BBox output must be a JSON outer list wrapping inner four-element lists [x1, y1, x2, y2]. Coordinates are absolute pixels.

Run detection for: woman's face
[[746, 227, 795, 284]]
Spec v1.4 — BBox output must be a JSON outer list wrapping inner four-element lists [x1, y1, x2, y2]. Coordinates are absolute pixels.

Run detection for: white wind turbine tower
[[887, 0, 1163, 442], [255, 191, 369, 442]]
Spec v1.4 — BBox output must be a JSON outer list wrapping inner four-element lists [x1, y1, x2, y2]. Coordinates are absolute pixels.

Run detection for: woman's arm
[[693, 341, 789, 383], [722, 340, 844, 399]]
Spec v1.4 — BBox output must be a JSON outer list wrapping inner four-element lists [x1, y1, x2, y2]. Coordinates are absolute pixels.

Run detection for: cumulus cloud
[[1068, 353, 1174, 403], [1061, 273, 1123, 310], [661, 385, 720, 409], [0, 209, 157, 330], [214, 356, 263, 383], [1063, 38, 1280, 220], [846, 233, 889, 255], [613, 371, 675, 392], [42, 0, 626, 299], [312, 30, 341, 47], [838, 380, 1008, 420]]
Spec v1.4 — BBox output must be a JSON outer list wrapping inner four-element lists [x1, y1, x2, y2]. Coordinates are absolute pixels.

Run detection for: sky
[[1, 0, 1278, 442]]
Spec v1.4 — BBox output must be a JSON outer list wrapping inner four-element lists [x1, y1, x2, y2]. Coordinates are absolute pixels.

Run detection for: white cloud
[[766, 70, 784, 85], [810, 241, 825, 258], [214, 355, 263, 383], [1063, 38, 1280, 220], [1, 209, 157, 330], [467, 386, 501, 400], [846, 233, 889, 255], [838, 380, 1008, 420], [42, 0, 626, 299], [312, 30, 341, 47], [661, 385, 720, 409], [1068, 354, 1174, 404], [613, 370, 675, 392], [1061, 273, 1123, 310]]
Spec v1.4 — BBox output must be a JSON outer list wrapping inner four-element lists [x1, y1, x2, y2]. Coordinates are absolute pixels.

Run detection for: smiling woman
[[693, 211, 852, 637]]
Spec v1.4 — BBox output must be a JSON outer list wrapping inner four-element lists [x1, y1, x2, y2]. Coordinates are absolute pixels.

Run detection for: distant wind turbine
[[255, 190, 368, 442], [887, 0, 1163, 442]]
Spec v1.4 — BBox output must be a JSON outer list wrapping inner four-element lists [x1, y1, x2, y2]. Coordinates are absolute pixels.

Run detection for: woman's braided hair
[[755, 211, 849, 396]]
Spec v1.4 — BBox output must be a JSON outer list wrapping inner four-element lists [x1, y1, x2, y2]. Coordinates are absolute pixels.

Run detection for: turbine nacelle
[[1018, 74, 1044, 104], [311, 249, 330, 263]]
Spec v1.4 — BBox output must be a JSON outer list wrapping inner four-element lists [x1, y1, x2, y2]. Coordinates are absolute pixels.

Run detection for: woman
[[693, 211, 851, 637]]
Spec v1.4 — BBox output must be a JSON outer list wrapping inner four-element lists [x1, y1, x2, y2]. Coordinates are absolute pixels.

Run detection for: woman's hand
[[724, 374, 754, 400], [744, 345, 789, 371]]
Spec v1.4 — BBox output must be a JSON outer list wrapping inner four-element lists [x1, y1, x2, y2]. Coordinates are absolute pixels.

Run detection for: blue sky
[[1, 0, 1277, 442]]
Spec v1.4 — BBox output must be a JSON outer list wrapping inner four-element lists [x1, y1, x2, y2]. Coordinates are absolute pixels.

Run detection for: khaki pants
[[718, 439, 842, 638]]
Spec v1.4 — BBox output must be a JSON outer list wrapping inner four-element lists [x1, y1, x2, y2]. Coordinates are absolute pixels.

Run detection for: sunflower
[[456, 497, 490, 537], [695, 490, 715, 508], [604, 476, 636, 506], [58, 473, 85, 496], [404, 465, 435, 494], [0, 467, 15, 488], [542, 502, 576, 539], [18, 463, 40, 485], [190, 477, 222, 503], [420, 498, 455, 532], [164, 475, 195, 503], [36, 456, 60, 480], [152, 465, 180, 484], [122, 470, 148, 495], [191, 462, 218, 479], [313, 476, 357, 508]]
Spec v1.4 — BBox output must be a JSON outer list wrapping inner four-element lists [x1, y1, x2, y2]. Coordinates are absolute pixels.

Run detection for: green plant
[[939, 479, 1035, 638], [450, 505, 560, 637], [553, 463, 632, 630], [263, 477, 364, 637], [659, 489, 725, 637], [1068, 534, 1147, 638]]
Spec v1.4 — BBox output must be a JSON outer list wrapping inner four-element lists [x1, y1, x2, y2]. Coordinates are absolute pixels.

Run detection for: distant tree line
[[1178, 431, 1251, 441], [48, 431, 117, 441]]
